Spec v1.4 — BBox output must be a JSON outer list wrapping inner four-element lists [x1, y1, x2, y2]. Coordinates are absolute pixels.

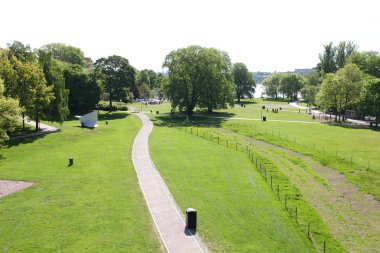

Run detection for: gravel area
[[0, 180, 34, 198]]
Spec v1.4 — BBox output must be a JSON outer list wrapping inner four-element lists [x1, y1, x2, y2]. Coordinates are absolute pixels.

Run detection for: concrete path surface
[[9, 119, 58, 141], [289, 102, 370, 126], [132, 113, 207, 253]]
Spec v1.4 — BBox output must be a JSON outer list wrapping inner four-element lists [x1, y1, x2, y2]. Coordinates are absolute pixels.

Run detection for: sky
[[1, 0, 379, 72]]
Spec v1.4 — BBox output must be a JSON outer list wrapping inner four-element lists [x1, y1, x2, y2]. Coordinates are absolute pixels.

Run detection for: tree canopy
[[37, 50, 70, 123], [233, 62, 255, 102], [316, 64, 365, 120], [94, 55, 136, 111], [317, 41, 358, 76], [40, 43, 87, 67], [262, 73, 282, 99], [163, 45, 235, 116], [0, 78, 22, 144], [64, 64, 100, 114], [360, 79, 380, 125]]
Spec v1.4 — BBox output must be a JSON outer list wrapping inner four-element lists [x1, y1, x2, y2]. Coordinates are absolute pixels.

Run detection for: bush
[[96, 101, 128, 111]]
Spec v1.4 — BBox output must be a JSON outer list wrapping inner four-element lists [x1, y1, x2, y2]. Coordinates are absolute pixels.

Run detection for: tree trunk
[[207, 106, 213, 113], [109, 99, 113, 112], [35, 113, 39, 132], [22, 112, 25, 131]]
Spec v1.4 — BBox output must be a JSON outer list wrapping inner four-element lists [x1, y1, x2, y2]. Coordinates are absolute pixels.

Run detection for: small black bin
[[186, 208, 197, 229], [263, 116, 266, 121]]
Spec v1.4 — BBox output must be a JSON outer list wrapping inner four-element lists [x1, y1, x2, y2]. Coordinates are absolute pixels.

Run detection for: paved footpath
[[132, 113, 207, 253], [9, 119, 58, 141]]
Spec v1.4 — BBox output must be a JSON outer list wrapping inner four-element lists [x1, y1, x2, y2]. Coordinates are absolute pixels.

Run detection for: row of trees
[[262, 41, 380, 124], [262, 73, 306, 101], [0, 41, 163, 144], [0, 42, 258, 143], [162, 45, 256, 116]]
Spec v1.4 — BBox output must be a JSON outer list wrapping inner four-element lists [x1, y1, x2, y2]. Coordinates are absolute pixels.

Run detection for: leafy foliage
[[360, 79, 380, 124], [37, 50, 70, 123], [94, 55, 136, 111], [317, 64, 365, 120], [64, 65, 100, 114], [347, 51, 380, 78], [163, 45, 235, 116], [262, 73, 282, 99], [40, 43, 87, 67], [0, 78, 22, 144], [233, 62, 256, 102]]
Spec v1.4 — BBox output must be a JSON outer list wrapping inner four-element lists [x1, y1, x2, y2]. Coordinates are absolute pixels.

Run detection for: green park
[[0, 39, 379, 253]]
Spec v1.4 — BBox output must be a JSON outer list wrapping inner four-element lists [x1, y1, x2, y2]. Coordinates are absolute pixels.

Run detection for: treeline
[[262, 41, 380, 124], [0, 41, 166, 143]]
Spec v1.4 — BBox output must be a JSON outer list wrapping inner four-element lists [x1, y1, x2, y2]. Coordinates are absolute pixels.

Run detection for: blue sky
[[1, 0, 379, 72]]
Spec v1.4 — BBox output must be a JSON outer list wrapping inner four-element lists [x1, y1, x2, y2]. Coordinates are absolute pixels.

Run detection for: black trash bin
[[69, 157, 74, 166], [262, 105, 265, 109], [263, 116, 267, 121], [156, 111, 159, 114], [186, 208, 197, 229]]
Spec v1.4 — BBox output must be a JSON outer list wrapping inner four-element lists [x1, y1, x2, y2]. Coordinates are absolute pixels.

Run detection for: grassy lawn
[[149, 124, 318, 252], [0, 112, 162, 252], [8, 123, 35, 137], [143, 99, 380, 196], [221, 120, 380, 199]]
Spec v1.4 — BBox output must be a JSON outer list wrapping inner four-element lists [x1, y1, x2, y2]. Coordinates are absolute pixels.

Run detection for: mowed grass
[[222, 120, 380, 199], [149, 125, 316, 252], [0, 112, 162, 252]]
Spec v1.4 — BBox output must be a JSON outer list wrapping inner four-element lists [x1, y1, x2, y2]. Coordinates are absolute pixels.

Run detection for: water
[[254, 84, 265, 98]]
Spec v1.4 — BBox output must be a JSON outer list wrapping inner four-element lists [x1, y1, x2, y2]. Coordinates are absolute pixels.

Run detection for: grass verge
[[0, 112, 162, 252]]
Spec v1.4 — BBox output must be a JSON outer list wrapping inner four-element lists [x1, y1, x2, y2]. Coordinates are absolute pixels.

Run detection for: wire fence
[[228, 120, 378, 172], [176, 126, 333, 252]]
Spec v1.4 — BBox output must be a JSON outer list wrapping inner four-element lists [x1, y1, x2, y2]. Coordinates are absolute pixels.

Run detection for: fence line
[[176, 126, 330, 252]]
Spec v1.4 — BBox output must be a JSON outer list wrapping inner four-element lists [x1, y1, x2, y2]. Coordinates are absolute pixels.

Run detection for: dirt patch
[[0, 180, 35, 198]]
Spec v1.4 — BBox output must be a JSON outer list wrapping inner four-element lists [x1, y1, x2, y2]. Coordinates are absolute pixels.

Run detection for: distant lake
[[254, 84, 265, 98]]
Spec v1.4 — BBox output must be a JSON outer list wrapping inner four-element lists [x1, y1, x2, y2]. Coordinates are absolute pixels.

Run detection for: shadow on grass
[[235, 100, 257, 105], [5, 130, 61, 148], [151, 111, 235, 128], [323, 121, 380, 132], [99, 112, 129, 121], [263, 98, 291, 103]]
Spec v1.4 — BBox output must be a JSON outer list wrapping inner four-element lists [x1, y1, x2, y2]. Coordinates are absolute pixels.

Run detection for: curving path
[[9, 119, 58, 141], [132, 113, 207, 253]]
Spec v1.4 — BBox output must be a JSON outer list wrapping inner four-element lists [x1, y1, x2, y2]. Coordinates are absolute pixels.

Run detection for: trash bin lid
[[186, 208, 196, 213]]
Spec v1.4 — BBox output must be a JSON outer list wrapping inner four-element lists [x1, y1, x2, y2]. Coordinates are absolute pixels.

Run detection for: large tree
[[0, 53, 54, 131], [233, 62, 256, 102], [0, 78, 22, 145], [64, 65, 100, 114], [262, 73, 282, 99], [137, 69, 158, 89], [301, 85, 318, 105], [316, 64, 365, 121], [360, 79, 380, 126], [280, 73, 305, 100], [163, 46, 235, 116], [94, 55, 136, 111], [37, 50, 70, 123]]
